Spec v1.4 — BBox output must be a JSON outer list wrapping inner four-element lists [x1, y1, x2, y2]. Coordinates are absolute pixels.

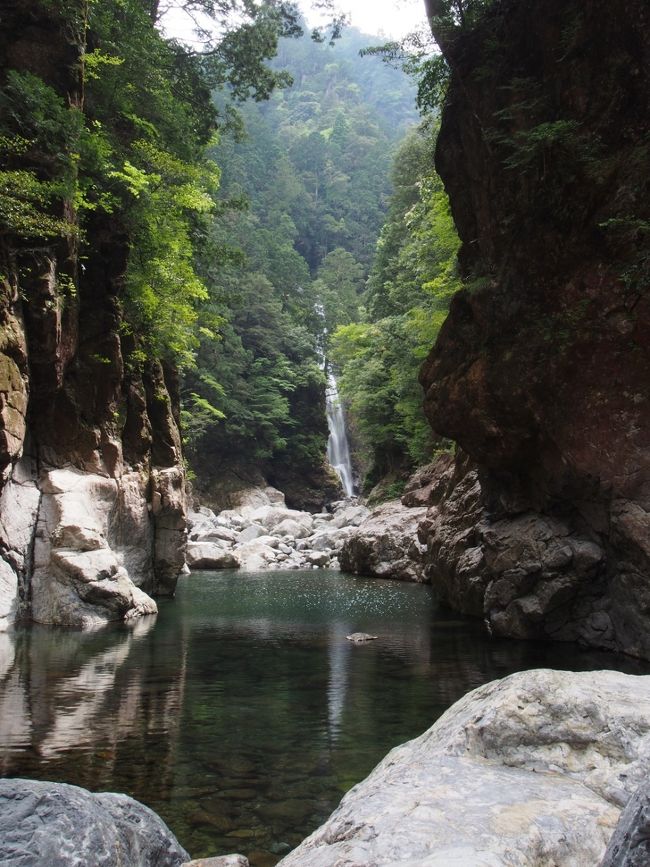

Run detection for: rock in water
[[0, 779, 190, 866], [601, 780, 650, 866], [340, 501, 427, 583], [346, 633, 378, 643], [278, 669, 650, 867]]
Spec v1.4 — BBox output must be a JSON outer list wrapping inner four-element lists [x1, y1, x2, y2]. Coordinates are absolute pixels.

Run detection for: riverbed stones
[[278, 669, 650, 867], [187, 492, 369, 572], [0, 778, 190, 866]]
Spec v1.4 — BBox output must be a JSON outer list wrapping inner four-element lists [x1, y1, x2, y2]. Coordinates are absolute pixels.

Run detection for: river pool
[[1, 569, 648, 865]]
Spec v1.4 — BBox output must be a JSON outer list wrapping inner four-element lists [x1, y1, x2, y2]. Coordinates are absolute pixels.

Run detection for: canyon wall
[[0, 0, 186, 630], [419, 0, 650, 655]]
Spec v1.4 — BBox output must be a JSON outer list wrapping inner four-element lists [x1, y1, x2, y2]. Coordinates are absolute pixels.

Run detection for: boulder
[[279, 669, 650, 867], [340, 501, 428, 582], [306, 551, 330, 568], [273, 518, 312, 539], [602, 780, 650, 866], [0, 778, 190, 866], [236, 540, 278, 571], [199, 527, 238, 545], [28, 468, 161, 627], [309, 526, 355, 553], [182, 858, 249, 867], [186, 543, 239, 571], [236, 524, 266, 544], [329, 504, 370, 530]]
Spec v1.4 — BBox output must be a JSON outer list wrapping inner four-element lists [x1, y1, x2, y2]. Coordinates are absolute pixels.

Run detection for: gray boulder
[[602, 780, 650, 866], [340, 501, 428, 582], [279, 669, 650, 867], [186, 543, 239, 570], [0, 779, 189, 866]]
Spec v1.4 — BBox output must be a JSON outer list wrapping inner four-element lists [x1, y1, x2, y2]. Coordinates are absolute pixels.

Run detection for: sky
[[307, 0, 427, 39], [161, 1, 429, 45]]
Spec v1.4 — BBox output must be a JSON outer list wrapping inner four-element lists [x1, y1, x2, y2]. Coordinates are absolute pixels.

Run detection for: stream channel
[[1, 569, 649, 865]]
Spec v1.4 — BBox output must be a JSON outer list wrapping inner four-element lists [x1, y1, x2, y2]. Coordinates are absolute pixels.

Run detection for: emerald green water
[[1, 569, 648, 865]]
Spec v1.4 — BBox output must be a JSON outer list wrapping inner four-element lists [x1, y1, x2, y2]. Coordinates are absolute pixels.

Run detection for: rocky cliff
[[419, 0, 650, 655], [0, 1, 187, 630]]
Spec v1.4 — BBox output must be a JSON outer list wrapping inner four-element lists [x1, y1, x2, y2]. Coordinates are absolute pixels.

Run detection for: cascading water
[[326, 372, 355, 497]]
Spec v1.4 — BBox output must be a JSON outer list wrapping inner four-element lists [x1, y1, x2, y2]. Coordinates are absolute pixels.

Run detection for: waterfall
[[326, 372, 355, 497]]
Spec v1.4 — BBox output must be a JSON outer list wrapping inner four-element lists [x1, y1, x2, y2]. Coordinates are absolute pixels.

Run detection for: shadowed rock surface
[[0, 1, 187, 629], [418, 0, 650, 657], [602, 780, 650, 867]]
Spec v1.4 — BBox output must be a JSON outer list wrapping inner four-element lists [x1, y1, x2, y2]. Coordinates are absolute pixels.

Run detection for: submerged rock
[[0, 778, 190, 866], [279, 669, 650, 866]]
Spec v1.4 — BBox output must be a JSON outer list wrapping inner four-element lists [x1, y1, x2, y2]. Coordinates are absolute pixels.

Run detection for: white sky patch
[[307, 0, 428, 40], [161, 0, 429, 46]]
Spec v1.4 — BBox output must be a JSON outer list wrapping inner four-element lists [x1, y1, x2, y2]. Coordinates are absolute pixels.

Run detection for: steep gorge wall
[[419, 0, 650, 655], [0, 1, 186, 630]]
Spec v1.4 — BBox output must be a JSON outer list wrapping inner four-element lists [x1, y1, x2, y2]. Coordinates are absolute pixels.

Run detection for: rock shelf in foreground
[[278, 669, 650, 867]]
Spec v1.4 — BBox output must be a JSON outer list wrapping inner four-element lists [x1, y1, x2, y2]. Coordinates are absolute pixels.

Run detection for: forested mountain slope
[[184, 26, 418, 510]]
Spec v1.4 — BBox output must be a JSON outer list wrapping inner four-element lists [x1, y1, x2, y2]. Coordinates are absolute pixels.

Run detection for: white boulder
[[279, 669, 650, 867]]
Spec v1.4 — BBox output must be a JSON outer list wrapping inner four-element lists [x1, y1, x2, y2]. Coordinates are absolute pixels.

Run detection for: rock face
[[340, 500, 427, 582], [418, 0, 650, 656], [0, 778, 190, 867], [0, 4, 187, 629], [279, 669, 650, 867], [602, 780, 650, 867]]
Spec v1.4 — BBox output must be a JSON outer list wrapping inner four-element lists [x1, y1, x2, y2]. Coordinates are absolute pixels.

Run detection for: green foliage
[[0, 70, 82, 240], [184, 24, 417, 484], [331, 122, 461, 482]]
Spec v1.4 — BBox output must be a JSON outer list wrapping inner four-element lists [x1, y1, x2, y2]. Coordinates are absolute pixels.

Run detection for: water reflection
[[0, 570, 648, 866]]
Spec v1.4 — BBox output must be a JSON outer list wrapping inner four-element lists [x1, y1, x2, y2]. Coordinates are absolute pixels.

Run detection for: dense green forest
[[0, 0, 462, 506], [182, 24, 429, 506]]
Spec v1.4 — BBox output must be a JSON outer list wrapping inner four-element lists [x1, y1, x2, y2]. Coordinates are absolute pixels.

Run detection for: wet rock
[[417, 453, 646, 653], [340, 501, 428, 582], [0, 778, 189, 866], [346, 633, 377, 642], [280, 669, 650, 867]]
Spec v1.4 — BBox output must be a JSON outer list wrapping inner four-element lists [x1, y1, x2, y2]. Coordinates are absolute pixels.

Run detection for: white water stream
[[326, 372, 355, 497]]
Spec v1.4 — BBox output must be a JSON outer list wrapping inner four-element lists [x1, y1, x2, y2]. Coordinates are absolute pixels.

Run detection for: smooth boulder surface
[[340, 501, 428, 582], [279, 669, 650, 867], [0, 779, 190, 866]]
